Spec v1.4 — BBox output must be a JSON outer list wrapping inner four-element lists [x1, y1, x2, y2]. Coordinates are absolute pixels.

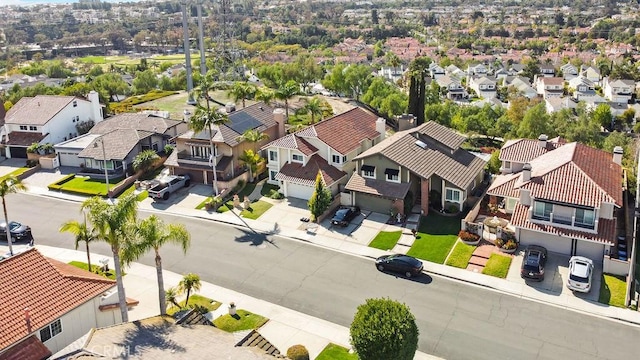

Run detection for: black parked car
[[331, 206, 361, 227], [375, 254, 424, 278], [0, 221, 34, 245], [521, 245, 547, 281]]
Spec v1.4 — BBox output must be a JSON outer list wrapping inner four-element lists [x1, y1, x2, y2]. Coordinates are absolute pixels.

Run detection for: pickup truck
[[147, 174, 190, 200]]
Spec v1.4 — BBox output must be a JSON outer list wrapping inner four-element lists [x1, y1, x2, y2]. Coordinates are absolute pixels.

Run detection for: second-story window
[[332, 154, 341, 164], [361, 165, 375, 179], [292, 154, 303, 163], [575, 208, 595, 228], [269, 150, 277, 162], [29, 126, 37, 131], [385, 168, 399, 182], [533, 201, 553, 221], [19, 125, 27, 131], [73, 100, 77, 107]]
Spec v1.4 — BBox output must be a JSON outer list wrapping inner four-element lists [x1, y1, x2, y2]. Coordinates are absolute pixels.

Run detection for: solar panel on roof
[[228, 112, 262, 135]]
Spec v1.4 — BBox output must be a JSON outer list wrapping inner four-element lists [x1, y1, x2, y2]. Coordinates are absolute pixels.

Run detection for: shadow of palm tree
[[116, 318, 186, 357], [234, 223, 280, 248]]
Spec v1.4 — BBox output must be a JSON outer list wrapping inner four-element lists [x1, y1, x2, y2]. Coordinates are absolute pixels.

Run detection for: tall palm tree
[[255, 87, 275, 105], [0, 176, 27, 256], [59, 214, 97, 272], [238, 149, 261, 183], [81, 193, 138, 323], [238, 128, 269, 152], [191, 73, 230, 196], [274, 80, 299, 119], [228, 82, 256, 108], [178, 273, 201, 307], [302, 97, 326, 124], [121, 215, 191, 315]]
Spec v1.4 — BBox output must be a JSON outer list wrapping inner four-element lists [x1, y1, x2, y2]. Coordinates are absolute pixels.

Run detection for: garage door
[[58, 151, 83, 167], [574, 240, 604, 262], [354, 193, 392, 214], [286, 182, 313, 200], [519, 229, 571, 255], [9, 146, 27, 158]]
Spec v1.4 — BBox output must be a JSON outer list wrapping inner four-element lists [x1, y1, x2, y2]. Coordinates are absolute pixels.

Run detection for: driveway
[[507, 250, 602, 302]]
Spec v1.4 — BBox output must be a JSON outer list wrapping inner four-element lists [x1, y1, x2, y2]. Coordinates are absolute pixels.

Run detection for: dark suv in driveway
[[0, 221, 34, 245], [521, 245, 547, 281]]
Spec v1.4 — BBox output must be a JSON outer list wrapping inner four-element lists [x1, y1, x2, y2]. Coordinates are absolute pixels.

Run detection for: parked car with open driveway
[[521, 245, 547, 281], [567, 256, 594, 293], [331, 206, 361, 227], [375, 254, 424, 278], [0, 221, 34, 245]]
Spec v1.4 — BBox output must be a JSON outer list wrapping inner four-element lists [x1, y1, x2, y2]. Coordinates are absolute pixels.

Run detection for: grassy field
[[445, 241, 476, 268], [167, 294, 221, 316], [369, 231, 402, 251], [316, 344, 358, 360], [482, 254, 512, 278], [213, 309, 268, 332], [599, 274, 627, 308], [406, 213, 462, 264]]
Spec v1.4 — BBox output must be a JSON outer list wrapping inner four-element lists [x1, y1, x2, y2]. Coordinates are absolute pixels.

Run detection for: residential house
[[467, 63, 488, 77], [445, 64, 466, 81], [377, 66, 406, 84], [436, 75, 468, 100], [581, 94, 609, 111], [545, 97, 578, 113], [345, 121, 486, 215], [0, 248, 125, 359], [468, 76, 497, 99], [539, 64, 556, 77], [262, 107, 384, 199], [568, 76, 596, 100], [602, 77, 635, 103], [428, 63, 445, 79], [608, 102, 629, 118], [498, 134, 566, 174], [580, 65, 601, 84], [1, 92, 104, 158], [535, 76, 564, 99], [505, 76, 538, 99], [507, 63, 526, 76], [560, 63, 579, 80], [487, 136, 623, 261], [166, 102, 281, 186]]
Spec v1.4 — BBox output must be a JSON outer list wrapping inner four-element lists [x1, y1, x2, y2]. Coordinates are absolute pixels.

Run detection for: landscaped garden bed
[[213, 309, 268, 332], [445, 241, 476, 269], [167, 294, 221, 316], [481, 254, 512, 278], [68, 261, 125, 280], [369, 231, 402, 251], [599, 273, 627, 308]]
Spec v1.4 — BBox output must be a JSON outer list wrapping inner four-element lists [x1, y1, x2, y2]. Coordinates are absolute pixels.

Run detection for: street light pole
[[97, 137, 110, 200]]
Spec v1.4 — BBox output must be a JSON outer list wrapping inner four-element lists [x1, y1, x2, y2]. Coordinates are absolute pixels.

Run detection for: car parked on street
[[0, 221, 34, 245], [331, 206, 361, 227], [375, 254, 424, 278], [521, 245, 547, 281], [567, 256, 594, 293]]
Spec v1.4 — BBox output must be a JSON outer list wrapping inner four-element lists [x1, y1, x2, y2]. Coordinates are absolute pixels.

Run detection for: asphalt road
[[9, 194, 640, 360]]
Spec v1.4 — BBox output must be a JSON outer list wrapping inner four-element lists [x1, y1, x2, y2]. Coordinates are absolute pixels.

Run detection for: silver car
[[567, 256, 594, 293]]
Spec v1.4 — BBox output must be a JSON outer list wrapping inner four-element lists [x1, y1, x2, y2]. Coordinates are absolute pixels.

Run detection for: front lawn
[[167, 294, 221, 316], [482, 254, 512, 278], [117, 184, 148, 201], [0, 167, 30, 182], [316, 344, 358, 360], [240, 200, 273, 219], [599, 274, 627, 308], [369, 231, 402, 250], [260, 183, 280, 196], [213, 309, 268, 332], [68, 261, 125, 280], [57, 176, 116, 196], [445, 241, 476, 268], [407, 213, 463, 264]]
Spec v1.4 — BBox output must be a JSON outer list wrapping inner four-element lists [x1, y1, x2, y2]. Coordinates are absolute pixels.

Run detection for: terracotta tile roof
[[311, 107, 381, 154], [78, 129, 153, 160], [5, 95, 83, 126], [500, 137, 565, 163], [511, 203, 616, 245], [90, 113, 182, 135], [4, 131, 47, 146], [260, 133, 318, 155], [345, 173, 411, 199], [275, 154, 347, 186], [0, 335, 51, 360], [0, 248, 116, 350], [487, 173, 520, 198]]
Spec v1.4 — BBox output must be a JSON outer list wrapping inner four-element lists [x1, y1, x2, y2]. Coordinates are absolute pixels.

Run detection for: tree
[[487, 150, 501, 174], [350, 298, 419, 360], [165, 287, 181, 310], [238, 128, 269, 153], [190, 73, 230, 196], [59, 214, 97, 272], [255, 87, 275, 105], [517, 103, 554, 139], [0, 177, 27, 256], [344, 64, 373, 101], [92, 73, 130, 102], [602, 131, 631, 153], [178, 273, 201, 307], [121, 215, 191, 315], [238, 149, 261, 183], [81, 193, 139, 322], [132, 69, 158, 95], [132, 149, 160, 175], [308, 171, 332, 222], [593, 103, 613, 129], [228, 82, 256, 108], [407, 57, 432, 125], [302, 97, 326, 124], [275, 80, 299, 119]]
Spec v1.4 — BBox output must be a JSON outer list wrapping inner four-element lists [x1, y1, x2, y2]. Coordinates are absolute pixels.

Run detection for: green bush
[[458, 230, 479, 242], [286, 345, 310, 360]]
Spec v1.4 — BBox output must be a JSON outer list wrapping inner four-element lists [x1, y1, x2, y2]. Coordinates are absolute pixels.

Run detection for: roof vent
[[415, 140, 428, 149]]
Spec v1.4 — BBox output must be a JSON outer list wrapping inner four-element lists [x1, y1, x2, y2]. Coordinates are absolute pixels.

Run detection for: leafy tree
[[487, 150, 501, 174], [322, 63, 348, 96], [4, 101, 13, 111], [517, 103, 554, 139], [292, 54, 324, 94], [602, 131, 631, 153], [592, 103, 613, 129], [92, 73, 130, 102], [350, 298, 419, 360], [238, 149, 261, 183], [408, 56, 432, 125], [344, 64, 373, 101], [88, 65, 104, 78], [133, 70, 158, 95], [521, 57, 541, 82], [308, 171, 332, 222], [0, 177, 27, 256], [178, 273, 201, 307], [59, 214, 97, 272], [275, 80, 299, 119], [255, 86, 275, 105], [132, 149, 160, 174]]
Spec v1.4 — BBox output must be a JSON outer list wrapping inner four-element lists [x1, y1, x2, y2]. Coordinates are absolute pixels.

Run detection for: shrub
[[269, 191, 284, 199], [48, 173, 76, 190], [495, 238, 505, 248], [504, 239, 517, 250], [26, 159, 38, 168], [286, 345, 310, 360], [458, 230, 479, 242], [164, 144, 174, 155]]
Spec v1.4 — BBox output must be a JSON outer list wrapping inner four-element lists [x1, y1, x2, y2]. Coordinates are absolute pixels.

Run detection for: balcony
[[530, 209, 596, 231]]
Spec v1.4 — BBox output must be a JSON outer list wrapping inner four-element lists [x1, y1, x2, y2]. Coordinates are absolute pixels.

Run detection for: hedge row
[[109, 90, 178, 112], [47, 173, 76, 191]]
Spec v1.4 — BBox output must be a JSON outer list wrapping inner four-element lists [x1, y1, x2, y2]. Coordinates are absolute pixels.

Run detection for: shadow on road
[[378, 270, 433, 285], [234, 223, 281, 248]]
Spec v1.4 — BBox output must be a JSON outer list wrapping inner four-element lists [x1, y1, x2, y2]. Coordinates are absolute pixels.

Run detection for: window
[[292, 154, 303, 163], [342, 155, 347, 163], [445, 188, 461, 202], [269, 170, 278, 181], [40, 319, 62, 342], [575, 208, 595, 228], [269, 150, 278, 162], [19, 125, 27, 131], [385, 168, 399, 182], [190, 145, 211, 159], [332, 154, 341, 164], [533, 201, 553, 220], [361, 165, 375, 179], [72, 100, 77, 107], [29, 126, 37, 131], [504, 161, 511, 169]]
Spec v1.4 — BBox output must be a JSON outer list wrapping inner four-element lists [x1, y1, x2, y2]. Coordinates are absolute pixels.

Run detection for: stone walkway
[[467, 240, 510, 273]]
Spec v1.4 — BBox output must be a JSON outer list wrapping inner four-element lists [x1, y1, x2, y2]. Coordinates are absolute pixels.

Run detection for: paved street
[[4, 193, 640, 360]]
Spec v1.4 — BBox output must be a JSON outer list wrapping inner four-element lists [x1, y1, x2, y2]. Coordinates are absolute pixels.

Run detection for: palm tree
[[274, 80, 299, 119], [191, 73, 230, 196], [165, 287, 181, 310], [238, 149, 261, 183], [0, 176, 27, 256], [59, 214, 97, 272], [178, 273, 201, 307], [238, 128, 269, 152], [132, 149, 160, 175], [81, 193, 138, 323], [121, 215, 191, 315], [255, 87, 275, 105], [228, 82, 256, 108], [302, 97, 326, 124]]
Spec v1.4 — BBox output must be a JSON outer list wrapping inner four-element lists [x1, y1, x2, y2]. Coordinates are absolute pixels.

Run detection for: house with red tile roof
[[487, 139, 624, 261], [0, 248, 124, 359], [1, 92, 104, 159], [261, 107, 385, 199]]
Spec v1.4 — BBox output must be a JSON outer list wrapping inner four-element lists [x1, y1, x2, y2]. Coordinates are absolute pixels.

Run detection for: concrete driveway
[[507, 250, 602, 302], [140, 183, 211, 211]]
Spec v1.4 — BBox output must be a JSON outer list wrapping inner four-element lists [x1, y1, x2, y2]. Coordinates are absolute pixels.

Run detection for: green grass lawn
[[369, 231, 402, 251], [68, 261, 125, 280], [316, 343, 358, 360], [117, 184, 148, 201], [167, 294, 221, 316], [0, 167, 30, 182], [445, 241, 476, 268], [136, 89, 234, 119], [482, 254, 512, 278], [599, 274, 627, 308], [241, 200, 273, 219], [76, 55, 107, 64], [261, 183, 280, 196], [407, 213, 463, 264], [58, 176, 116, 196], [213, 309, 268, 332]]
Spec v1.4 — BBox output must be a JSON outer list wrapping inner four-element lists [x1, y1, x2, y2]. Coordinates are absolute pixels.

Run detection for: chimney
[[273, 108, 286, 138], [225, 102, 236, 113], [538, 134, 548, 148], [183, 109, 192, 123], [88, 91, 103, 122], [522, 163, 532, 182], [376, 117, 386, 140], [613, 146, 623, 165], [396, 113, 416, 131]]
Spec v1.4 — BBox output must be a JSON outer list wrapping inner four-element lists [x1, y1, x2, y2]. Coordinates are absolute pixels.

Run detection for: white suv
[[567, 256, 594, 293]]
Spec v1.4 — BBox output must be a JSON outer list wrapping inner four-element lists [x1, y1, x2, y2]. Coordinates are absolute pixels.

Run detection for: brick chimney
[[273, 108, 286, 138], [613, 146, 623, 165]]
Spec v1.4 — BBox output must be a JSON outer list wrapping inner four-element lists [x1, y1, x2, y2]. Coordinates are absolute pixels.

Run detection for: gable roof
[[0, 249, 115, 351], [5, 95, 86, 126], [4, 131, 47, 147], [78, 129, 153, 160], [500, 137, 566, 163], [275, 154, 347, 187], [0, 335, 51, 360], [261, 133, 318, 155], [89, 113, 182, 135]]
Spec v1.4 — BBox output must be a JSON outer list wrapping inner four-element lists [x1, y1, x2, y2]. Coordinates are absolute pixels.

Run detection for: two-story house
[[428, 63, 445, 80], [580, 65, 601, 85], [560, 63, 579, 80], [468, 76, 497, 99], [262, 107, 384, 199], [345, 121, 486, 215], [488, 137, 623, 261], [539, 64, 556, 78], [504, 76, 537, 99], [535, 76, 564, 99], [377, 66, 407, 83], [436, 75, 468, 100], [1, 92, 104, 158], [602, 77, 635, 103], [568, 76, 596, 100]]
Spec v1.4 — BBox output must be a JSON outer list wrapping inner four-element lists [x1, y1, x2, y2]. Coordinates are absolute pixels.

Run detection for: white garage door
[[519, 229, 571, 255], [58, 151, 83, 167], [574, 240, 604, 263], [286, 182, 313, 200]]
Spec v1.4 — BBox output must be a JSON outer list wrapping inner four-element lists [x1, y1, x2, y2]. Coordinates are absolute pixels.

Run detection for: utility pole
[[182, 1, 196, 105], [196, 1, 206, 76]]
